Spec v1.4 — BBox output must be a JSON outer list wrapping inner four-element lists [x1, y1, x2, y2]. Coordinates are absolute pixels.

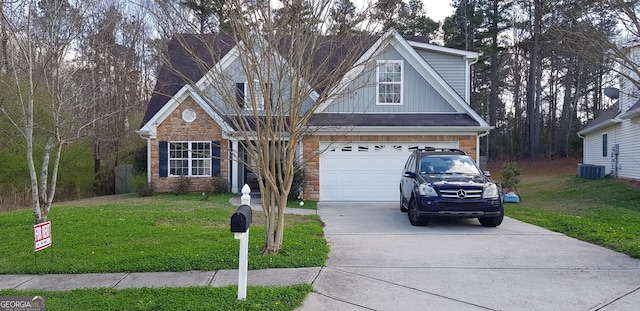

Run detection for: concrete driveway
[[297, 202, 640, 311]]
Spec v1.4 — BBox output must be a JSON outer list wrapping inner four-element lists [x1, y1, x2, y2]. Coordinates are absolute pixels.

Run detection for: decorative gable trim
[[314, 29, 490, 129], [407, 40, 480, 61], [136, 84, 233, 139], [387, 32, 489, 128]]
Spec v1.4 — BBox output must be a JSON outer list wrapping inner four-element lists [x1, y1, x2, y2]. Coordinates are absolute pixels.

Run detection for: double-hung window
[[236, 81, 264, 110], [377, 60, 403, 105], [169, 142, 211, 176]]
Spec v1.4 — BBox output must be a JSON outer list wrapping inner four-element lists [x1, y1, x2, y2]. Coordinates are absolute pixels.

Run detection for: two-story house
[[578, 44, 640, 181], [137, 29, 492, 201]]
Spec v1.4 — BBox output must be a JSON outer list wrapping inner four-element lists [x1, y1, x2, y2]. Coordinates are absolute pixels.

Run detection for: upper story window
[[236, 81, 264, 111], [377, 60, 403, 105], [169, 141, 212, 176]]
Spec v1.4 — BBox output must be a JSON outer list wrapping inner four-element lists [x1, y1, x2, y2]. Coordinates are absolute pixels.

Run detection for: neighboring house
[[578, 45, 640, 180], [137, 29, 492, 201]]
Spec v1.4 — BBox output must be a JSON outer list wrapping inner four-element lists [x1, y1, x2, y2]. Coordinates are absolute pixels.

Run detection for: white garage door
[[319, 141, 459, 201]]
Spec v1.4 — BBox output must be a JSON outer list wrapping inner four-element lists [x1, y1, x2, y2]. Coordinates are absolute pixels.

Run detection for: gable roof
[[578, 103, 622, 136], [140, 30, 490, 132], [143, 33, 236, 125]]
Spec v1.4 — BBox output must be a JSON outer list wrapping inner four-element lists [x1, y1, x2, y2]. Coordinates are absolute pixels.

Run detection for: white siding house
[[578, 44, 640, 180]]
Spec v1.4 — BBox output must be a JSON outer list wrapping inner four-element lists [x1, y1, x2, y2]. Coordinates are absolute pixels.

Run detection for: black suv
[[399, 148, 503, 227]]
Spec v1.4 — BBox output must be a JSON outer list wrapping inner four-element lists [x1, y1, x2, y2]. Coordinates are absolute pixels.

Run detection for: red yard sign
[[34, 221, 52, 252]]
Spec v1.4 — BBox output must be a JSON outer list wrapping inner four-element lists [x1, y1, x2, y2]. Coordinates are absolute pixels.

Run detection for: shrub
[[500, 162, 522, 191], [206, 176, 229, 195], [288, 161, 306, 202], [174, 176, 191, 195], [129, 173, 154, 197]]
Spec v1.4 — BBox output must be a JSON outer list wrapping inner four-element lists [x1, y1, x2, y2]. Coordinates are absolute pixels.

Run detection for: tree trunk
[[488, 0, 499, 161], [555, 60, 574, 158], [527, 0, 542, 162]]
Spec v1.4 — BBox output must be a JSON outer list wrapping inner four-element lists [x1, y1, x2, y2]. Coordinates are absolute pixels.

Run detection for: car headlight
[[483, 183, 499, 199], [419, 183, 437, 197]]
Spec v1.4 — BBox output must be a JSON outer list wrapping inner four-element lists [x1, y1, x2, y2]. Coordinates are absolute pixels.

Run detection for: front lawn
[[505, 175, 640, 258], [0, 194, 328, 274], [0, 284, 312, 311]]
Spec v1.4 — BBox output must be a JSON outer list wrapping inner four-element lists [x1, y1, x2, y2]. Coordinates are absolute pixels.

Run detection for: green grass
[[0, 194, 328, 274], [505, 176, 640, 258], [0, 284, 312, 311]]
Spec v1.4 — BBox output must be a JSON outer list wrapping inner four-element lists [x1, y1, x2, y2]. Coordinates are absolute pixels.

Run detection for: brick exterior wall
[[148, 97, 478, 199], [302, 134, 477, 201], [150, 97, 228, 193]]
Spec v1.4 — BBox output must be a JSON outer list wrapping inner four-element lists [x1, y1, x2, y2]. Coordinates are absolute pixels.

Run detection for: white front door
[[319, 142, 459, 201]]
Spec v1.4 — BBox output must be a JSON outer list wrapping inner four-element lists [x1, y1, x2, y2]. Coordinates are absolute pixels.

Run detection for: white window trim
[[243, 80, 264, 111], [376, 60, 403, 106], [169, 141, 212, 177]]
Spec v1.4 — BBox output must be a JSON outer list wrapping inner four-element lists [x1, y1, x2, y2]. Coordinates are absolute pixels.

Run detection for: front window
[[377, 60, 403, 105], [169, 142, 211, 176]]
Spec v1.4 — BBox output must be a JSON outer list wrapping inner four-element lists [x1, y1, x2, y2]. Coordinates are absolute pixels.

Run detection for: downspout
[[466, 56, 480, 103]]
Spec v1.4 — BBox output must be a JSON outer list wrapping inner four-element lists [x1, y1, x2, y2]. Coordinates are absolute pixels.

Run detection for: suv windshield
[[419, 155, 481, 175]]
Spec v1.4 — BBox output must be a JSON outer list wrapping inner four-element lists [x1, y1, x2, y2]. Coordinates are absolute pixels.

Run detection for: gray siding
[[416, 49, 467, 99], [203, 55, 314, 115], [323, 46, 456, 113]]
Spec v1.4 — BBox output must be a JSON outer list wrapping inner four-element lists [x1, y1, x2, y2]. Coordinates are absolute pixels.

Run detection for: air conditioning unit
[[577, 164, 605, 179]]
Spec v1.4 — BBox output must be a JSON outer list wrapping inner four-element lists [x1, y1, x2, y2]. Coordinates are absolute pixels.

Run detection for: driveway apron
[[297, 202, 640, 311]]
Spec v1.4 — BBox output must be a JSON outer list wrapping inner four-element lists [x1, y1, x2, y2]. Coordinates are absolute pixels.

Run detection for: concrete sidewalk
[[0, 268, 321, 291]]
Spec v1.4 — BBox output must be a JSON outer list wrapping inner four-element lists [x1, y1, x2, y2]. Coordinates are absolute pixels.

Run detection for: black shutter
[[236, 82, 245, 108], [212, 141, 221, 176], [159, 141, 168, 177]]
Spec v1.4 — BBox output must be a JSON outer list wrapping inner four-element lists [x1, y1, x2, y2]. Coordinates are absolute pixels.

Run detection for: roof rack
[[414, 147, 467, 155]]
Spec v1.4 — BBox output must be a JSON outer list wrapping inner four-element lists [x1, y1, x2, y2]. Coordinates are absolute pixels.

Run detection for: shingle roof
[[143, 33, 236, 124], [308, 113, 479, 127], [142, 33, 451, 128], [579, 102, 620, 134]]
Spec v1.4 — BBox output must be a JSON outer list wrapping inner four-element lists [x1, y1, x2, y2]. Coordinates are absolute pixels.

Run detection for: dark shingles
[[308, 113, 479, 127], [141, 33, 451, 127], [142, 34, 236, 124], [580, 103, 620, 133]]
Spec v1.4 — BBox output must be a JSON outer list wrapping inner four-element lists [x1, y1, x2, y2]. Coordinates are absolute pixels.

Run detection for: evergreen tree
[[371, 0, 438, 37], [329, 0, 364, 35]]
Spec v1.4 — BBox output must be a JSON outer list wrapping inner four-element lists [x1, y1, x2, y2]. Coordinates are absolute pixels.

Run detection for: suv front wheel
[[478, 205, 504, 227], [408, 198, 429, 226]]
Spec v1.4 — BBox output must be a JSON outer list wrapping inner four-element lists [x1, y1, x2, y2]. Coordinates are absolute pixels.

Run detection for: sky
[[423, 0, 455, 22]]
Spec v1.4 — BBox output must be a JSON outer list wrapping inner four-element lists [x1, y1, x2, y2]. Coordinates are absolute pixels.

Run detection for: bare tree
[[0, 0, 95, 223], [151, 0, 382, 253]]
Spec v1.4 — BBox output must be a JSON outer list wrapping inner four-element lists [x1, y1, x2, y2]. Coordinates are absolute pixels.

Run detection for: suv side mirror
[[403, 171, 417, 178], [483, 171, 491, 177]]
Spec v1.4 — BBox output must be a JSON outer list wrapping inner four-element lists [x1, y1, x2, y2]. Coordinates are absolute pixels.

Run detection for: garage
[[319, 141, 459, 201]]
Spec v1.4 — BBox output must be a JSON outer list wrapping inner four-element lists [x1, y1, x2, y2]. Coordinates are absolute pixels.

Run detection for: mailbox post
[[231, 187, 252, 300]]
